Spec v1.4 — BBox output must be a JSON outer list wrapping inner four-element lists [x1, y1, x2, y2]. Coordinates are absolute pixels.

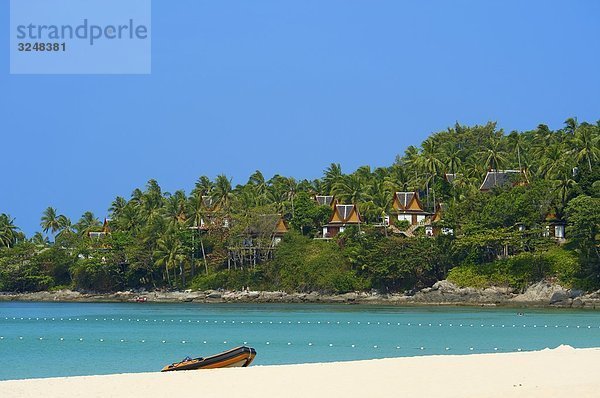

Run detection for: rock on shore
[[1, 281, 600, 308]]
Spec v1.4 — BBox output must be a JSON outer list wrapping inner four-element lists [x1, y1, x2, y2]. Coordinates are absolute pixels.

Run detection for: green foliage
[[70, 258, 124, 292], [0, 243, 55, 292], [448, 247, 582, 290], [1, 118, 598, 293], [263, 232, 368, 293], [565, 195, 600, 285], [290, 192, 331, 235], [339, 228, 454, 292]]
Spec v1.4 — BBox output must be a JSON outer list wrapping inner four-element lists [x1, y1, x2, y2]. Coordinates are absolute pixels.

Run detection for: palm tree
[[0, 213, 19, 248], [154, 232, 186, 286], [116, 203, 141, 233], [191, 176, 213, 197], [41, 207, 61, 235], [564, 117, 578, 135], [31, 232, 49, 247], [402, 147, 426, 190], [367, 180, 393, 226], [421, 138, 444, 177], [478, 138, 508, 171], [141, 180, 164, 223], [322, 163, 342, 194], [130, 188, 144, 206], [333, 174, 370, 205], [109, 197, 127, 219], [211, 174, 234, 212], [248, 170, 267, 196], [507, 131, 527, 171], [284, 177, 297, 217], [187, 193, 205, 229], [384, 164, 410, 193], [538, 144, 568, 179], [573, 125, 599, 172], [55, 215, 75, 239], [553, 169, 577, 211], [164, 190, 188, 229], [75, 211, 101, 236], [441, 143, 463, 174]]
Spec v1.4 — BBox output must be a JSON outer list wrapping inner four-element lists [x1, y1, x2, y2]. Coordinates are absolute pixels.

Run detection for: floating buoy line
[[0, 335, 541, 353], [1, 316, 598, 330]]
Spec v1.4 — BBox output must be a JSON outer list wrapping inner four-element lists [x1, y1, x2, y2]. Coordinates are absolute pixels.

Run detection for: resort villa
[[391, 191, 430, 226], [322, 204, 362, 238], [479, 169, 525, 191]]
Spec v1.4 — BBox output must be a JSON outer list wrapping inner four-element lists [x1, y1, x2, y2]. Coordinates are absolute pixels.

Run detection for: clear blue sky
[[1, 0, 599, 236]]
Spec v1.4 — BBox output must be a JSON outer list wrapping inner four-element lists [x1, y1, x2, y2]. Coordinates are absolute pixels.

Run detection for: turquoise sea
[[1, 301, 600, 380]]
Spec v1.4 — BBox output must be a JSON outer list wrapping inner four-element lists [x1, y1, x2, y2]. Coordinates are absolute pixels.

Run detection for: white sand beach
[[2, 346, 598, 398]]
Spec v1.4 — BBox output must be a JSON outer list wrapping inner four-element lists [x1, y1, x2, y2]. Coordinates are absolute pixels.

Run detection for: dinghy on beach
[[161, 346, 257, 372]]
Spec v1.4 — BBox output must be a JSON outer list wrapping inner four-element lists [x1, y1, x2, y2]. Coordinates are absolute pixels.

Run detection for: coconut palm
[[247, 170, 267, 197], [0, 213, 19, 248], [507, 131, 527, 171], [367, 180, 393, 225], [283, 177, 297, 217], [112, 202, 141, 234], [141, 180, 164, 223], [441, 143, 463, 174], [553, 169, 577, 211], [322, 163, 343, 194], [41, 207, 61, 235], [333, 174, 370, 205], [384, 164, 410, 193], [421, 138, 444, 177], [30, 232, 49, 246], [563, 117, 578, 135], [479, 138, 509, 171], [154, 232, 186, 286], [538, 144, 568, 179], [109, 197, 127, 219], [187, 193, 205, 229], [211, 174, 234, 212], [191, 176, 213, 197], [573, 125, 599, 172], [55, 215, 75, 239], [75, 211, 101, 236], [164, 190, 188, 229]]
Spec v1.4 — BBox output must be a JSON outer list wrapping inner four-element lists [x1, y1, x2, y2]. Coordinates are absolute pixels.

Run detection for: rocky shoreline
[[2, 280, 600, 309]]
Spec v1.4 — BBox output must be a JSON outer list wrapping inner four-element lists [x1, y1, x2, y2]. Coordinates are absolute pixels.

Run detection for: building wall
[[397, 213, 426, 225]]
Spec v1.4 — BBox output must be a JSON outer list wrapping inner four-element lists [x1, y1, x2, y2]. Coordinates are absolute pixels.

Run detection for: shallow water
[[1, 301, 599, 380]]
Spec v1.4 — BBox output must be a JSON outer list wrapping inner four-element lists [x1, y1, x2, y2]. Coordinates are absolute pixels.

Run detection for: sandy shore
[[2, 346, 598, 398]]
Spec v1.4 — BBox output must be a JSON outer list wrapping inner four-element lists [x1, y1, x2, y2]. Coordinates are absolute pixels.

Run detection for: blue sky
[[1, 0, 599, 236]]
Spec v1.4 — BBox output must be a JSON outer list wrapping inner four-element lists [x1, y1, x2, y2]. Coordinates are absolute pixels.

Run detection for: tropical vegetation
[[1, 119, 598, 293]]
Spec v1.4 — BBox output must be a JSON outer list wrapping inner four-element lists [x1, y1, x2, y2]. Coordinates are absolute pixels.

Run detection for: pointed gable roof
[[102, 218, 111, 233], [432, 203, 447, 223], [479, 170, 522, 191], [394, 192, 415, 209], [392, 191, 427, 213], [315, 195, 336, 207], [247, 214, 289, 237], [327, 204, 362, 225]]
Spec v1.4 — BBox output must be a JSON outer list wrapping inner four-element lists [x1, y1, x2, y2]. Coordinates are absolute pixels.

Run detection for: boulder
[[511, 282, 569, 304], [569, 289, 583, 299], [572, 297, 584, 308], [550, 291, 569, 304]]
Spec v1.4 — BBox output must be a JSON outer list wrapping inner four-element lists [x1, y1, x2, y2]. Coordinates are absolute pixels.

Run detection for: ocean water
[[1, 301, 600, 380]]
